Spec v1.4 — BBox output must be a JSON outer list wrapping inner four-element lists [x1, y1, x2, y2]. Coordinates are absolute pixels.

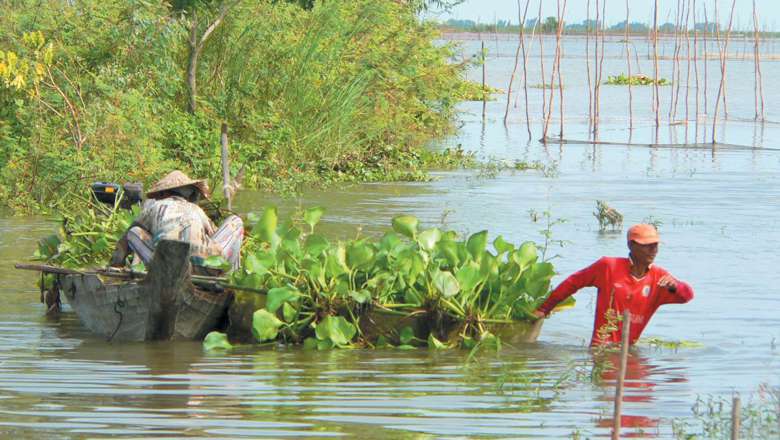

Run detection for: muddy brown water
[[1, 36, 778, 438]]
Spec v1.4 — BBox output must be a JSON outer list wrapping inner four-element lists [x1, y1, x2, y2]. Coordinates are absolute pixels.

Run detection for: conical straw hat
[[146, 170, 211, 200]]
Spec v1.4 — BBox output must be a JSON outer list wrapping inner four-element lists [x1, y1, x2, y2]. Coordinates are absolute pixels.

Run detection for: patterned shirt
[[133, 197, 220, 261]]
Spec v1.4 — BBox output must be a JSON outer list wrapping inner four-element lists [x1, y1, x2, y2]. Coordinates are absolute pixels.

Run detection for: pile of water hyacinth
[[202, 207, 569, 350]]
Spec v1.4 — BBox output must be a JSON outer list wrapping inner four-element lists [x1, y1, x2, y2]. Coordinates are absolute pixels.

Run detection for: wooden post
[[625, 0, 633, 130], [731, 395, 741, 440], [521, 0, 536, 140], [220, 122, 231, 211], [612, 309, 632, 440], [586, 0, 593, 135], [752, 0, 765, 121], [712, 0, 736, 144], [482, 40, 487, 120], [504, 0, 531, 126], [653, 0, 660, 129], [538, 1, 546, 128]]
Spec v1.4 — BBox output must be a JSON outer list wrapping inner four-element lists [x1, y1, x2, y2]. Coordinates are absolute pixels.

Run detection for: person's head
[[146, 170, 211, 202], [627, 224, 660, 267]]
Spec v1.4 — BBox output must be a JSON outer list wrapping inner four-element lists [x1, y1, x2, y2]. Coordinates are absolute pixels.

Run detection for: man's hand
[[658, 274, 678, 293], [532, 310, 546, 320]]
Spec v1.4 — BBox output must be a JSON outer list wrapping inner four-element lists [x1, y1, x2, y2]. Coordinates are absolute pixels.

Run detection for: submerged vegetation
[[606, 73, 670, 86], [0, 0, 477, 213]]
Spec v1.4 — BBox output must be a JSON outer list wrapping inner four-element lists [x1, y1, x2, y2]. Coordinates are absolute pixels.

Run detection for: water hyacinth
[[226, 206, 567, 349]]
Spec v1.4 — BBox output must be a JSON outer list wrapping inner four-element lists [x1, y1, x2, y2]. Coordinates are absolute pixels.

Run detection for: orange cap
[[627, 224, 660, 244]]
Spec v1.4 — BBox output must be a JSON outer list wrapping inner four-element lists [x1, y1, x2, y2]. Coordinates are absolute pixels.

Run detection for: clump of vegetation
[[673, 392, 779, 439], [0, 0, 477, 213], [219, 206, 566, 349], [593, 200, 623, 232], [606, 73, 670, 86]]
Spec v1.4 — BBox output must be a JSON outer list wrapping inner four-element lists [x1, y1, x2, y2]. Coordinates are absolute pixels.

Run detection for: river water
[[1, 36, 778, 438]]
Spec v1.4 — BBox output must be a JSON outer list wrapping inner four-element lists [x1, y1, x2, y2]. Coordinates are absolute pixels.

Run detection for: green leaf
[[346, 241, 375, 269], [252, 309, 283, 342], [244, 254, 269, 275], [282, 302, 297, 322], [203, 255, 230, 271], [304, 206, 326, 231], [493, 235, 515, 255], [399, 326, 415, 345], [317, 339, 334, 350], [203, 331, 233, 350], [437, 239, 460, 267], [304, 234, 329, 256], [432, 269, 460, 298], [266, 286, 300, 313], [513, 241, 538, 269], [427, 334, 448, 349], [466, 230, 489, 261], [456, 264, 482, 294], [392, 215, 419, 239], [348, 289, 372, 304], [92, 236, 109, 253], [255, 206, 279, 245], [303, 337, 318, 350], [417, 228, 441, 252], [35, 234, 61, 260], [315, 316, 356, 346]]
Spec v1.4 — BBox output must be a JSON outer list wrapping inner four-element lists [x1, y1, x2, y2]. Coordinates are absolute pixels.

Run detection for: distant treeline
[[438, 18, 780, 37]]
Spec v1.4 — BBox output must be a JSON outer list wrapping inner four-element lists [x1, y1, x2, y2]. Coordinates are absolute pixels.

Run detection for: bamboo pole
[[625, 0, 633, 130], [731, 395, 741, 440], [653, 0, 660, 129], [593, 0, 606, 139], [557, 0, 566, 139], [592, 0, 599, 137], [683, 0, 692, 129], [543, 0, 566, 141], [669, 0, 682, 121], [712, 0, 736, 144], [538, 1, 546, 124], [220, 122, 231, 211], [703, 2, 709, 116], [482, 40, 487, 120], [522, 2, 538, 140], [752, 0, 765, 121], [504, 0, 531, 126], [612, 309, 632, 440], [693, 0, 699, 128], [586, 0, 593, 135]]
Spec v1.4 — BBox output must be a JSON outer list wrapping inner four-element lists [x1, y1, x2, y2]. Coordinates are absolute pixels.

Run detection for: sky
[[432, 0, 780, 31]]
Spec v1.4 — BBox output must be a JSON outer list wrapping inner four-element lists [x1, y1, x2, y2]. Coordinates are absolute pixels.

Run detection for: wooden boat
[[45, 240, 232, 342]]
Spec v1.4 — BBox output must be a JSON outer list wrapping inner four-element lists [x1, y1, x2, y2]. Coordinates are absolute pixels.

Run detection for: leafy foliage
[[0, 0, 475, 213], [606, 73, 670, 86], [229, 206, 563, 349]]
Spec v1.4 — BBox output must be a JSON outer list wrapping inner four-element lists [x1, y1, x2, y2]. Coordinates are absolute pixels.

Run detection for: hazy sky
[[433, 0, 780, 31]]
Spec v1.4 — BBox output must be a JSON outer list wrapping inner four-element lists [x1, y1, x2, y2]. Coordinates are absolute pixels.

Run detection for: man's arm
[[656, 273, 694, 304], [534, 257, 607, 317]]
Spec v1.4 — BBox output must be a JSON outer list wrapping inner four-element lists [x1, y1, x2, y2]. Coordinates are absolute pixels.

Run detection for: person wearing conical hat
[[533, 224, 694, 346], [109, 170, 243, 271]]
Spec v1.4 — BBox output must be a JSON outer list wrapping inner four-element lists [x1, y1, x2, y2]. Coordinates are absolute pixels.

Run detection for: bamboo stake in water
[[504, 0, 531, 126], [538, 1, 546, 125], [543, 0, 566, 141], [522, 2, 538, 140], [731, 395, 741, 440], [693, 0, 699, 128], [557, 0, 566, 139], [752, 0, 765, 121], [482, 40, 487, 121], [669, 0, 682, 121], [712, 0, 736, 144], [625, 0, 633, 130], [683, 0, 692, 130], [653, 0, 660, 129], [612, 309, 632, 440], [586, 0, 593, 136]]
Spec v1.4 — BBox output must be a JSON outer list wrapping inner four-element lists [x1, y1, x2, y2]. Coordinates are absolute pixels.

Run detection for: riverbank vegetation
[[0, 0, 479, 213]]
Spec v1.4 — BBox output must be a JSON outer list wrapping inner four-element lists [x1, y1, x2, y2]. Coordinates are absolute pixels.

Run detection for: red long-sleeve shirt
[[537, 257, 694, 346]]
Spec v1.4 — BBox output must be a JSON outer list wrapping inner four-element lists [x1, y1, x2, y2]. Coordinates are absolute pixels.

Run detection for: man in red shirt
[[533, 224, 694, 346]]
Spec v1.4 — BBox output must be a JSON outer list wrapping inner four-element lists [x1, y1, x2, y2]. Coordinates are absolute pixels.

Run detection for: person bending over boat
[[532, 224, 694, 346], [109, 170, 243, 272]]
